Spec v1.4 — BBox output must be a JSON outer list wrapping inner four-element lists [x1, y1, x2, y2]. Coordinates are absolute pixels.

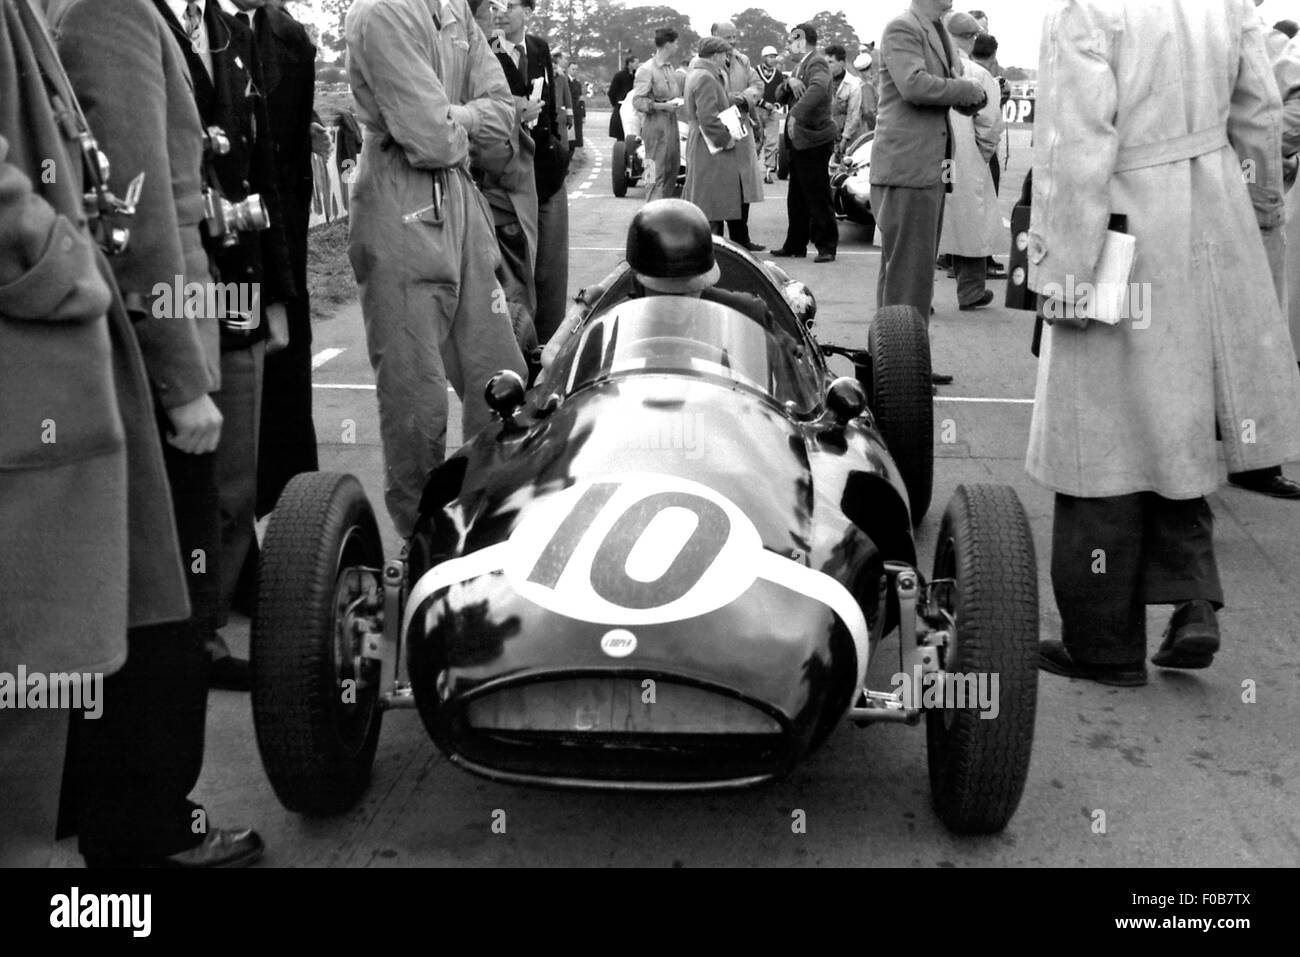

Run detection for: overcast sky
[[295, 1, 1300, 70]]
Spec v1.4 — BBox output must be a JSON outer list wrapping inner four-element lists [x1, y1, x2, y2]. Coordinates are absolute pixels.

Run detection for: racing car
[[831, 130, 874, 238], [250, 239, 1039, 834]]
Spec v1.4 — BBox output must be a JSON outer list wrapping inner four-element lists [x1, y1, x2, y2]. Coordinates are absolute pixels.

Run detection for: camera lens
[[230, 194, 269, 232]]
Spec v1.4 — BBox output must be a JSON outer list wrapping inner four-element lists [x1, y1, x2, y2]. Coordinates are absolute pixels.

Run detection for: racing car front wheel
[[926, 483, 1039, 834], [612, 139, 629, 197], [868, 305, 933, 522], [252, 472, 385, 815]]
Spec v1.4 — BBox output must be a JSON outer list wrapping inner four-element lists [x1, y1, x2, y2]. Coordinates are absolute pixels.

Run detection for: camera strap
[[17, 0, 139, 248]]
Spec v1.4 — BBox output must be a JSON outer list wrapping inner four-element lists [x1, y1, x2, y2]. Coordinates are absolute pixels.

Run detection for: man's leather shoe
[[931, 372, 954, 385], [770, 247, 805, 258], [1151, 600, 1219, 669], [1228, 472, 1300, 499], [764, 172, 775, 184], [210, 655, 251, 691], [87, 827, 266, 868], [163, 828, 264, 868], [987, 261, 1007, 278], [739, 240, 767, 252], [959, 290, 996, 310], [814, 251, 836, 263], [1038, 640, 1148, 687]]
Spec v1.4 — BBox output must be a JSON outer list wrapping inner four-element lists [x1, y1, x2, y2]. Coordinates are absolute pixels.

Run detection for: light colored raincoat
[[720, 48, 765, 204], [938, 53, 1002, 258], [1027, 0, 1300, 499], [346, 0, 526, 536]]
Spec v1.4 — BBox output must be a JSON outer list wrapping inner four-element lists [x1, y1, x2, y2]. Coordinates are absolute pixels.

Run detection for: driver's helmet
[[626, 199, 721, 294]]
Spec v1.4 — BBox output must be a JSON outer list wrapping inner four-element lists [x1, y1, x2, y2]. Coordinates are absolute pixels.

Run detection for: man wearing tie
[[152, 0, 298, 690], [222, 0, 325, 523], [491, 0, 570, 343]]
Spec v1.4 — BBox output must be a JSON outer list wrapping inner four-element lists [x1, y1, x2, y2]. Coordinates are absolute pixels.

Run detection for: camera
[[199, 125, 270, 247], [202, 188, 269, 247], [79, 133, 142, 256]]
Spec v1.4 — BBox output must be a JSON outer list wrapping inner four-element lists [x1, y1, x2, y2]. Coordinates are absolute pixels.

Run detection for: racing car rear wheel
[[868, 305, 933, 522], [612, 139, 629, 197], [252, 472, 385, 815], [926, 483, 1038, 834]]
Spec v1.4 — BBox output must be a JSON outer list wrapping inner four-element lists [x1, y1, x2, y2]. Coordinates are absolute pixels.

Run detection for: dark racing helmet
[[626, 199, 721, 293]]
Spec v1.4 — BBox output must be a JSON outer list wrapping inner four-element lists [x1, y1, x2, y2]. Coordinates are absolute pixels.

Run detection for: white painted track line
[[311, 347, 345, 369]]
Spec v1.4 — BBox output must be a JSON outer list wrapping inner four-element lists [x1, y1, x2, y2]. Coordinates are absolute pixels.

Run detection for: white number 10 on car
[[503, 474, 764, 625]]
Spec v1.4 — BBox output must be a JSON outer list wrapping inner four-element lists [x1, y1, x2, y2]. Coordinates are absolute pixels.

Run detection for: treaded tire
[[926, 483, 1039, 834], [252, 472, 384, 815], [868, 304, 933, 522], [612, 139, 629, 196]]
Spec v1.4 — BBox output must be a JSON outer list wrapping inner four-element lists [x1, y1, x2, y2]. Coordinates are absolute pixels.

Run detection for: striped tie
[[184, 1, 202, 51]]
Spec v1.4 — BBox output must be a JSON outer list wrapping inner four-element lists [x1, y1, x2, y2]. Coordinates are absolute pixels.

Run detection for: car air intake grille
[[465, 677, 782, 735]]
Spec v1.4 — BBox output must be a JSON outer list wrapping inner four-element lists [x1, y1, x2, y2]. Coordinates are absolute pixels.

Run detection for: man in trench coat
[[346, 0, 527, 538], [936, 12, 1003, 310], [682, 39, 747, 232], [0, 0, 190, 865], [1029, 0, 1300, 685], [1238, 5, 1300, 498], [709, 20, 765, 250]]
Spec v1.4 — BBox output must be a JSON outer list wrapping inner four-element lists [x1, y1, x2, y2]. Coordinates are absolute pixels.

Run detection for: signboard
[[1003, 96, 1035, 125]]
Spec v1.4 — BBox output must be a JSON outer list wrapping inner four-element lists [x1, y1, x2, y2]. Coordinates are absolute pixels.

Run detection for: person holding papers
[[682, 37, 751, 237], [1028, 0, 1300, 687]]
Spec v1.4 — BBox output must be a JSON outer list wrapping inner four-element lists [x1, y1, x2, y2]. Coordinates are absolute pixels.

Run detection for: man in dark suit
[[568, 61, 586, 147], [50, 0, 264, 867], [155, 0, 298, 689], [771, 23, 838, 263], [869, 1, 985, 325], [492, 0, 570, 343], [608, 54, 638, 140], [229, 0, 320, 521]]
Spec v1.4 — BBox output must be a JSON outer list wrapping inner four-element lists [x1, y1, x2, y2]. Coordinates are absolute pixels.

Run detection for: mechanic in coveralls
[[346, 0, 527, 538], [632, 27, 683, 202]]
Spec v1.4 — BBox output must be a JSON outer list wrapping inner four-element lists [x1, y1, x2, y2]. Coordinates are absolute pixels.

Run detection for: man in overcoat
[[1029, 0, 1300, 685], [709, 20, 765, 250], [0, 0, 190, 865], [682, 37, 746, 233]]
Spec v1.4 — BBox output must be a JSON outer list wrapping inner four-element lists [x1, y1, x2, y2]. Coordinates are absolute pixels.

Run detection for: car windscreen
[[557, 296, 820, 410]]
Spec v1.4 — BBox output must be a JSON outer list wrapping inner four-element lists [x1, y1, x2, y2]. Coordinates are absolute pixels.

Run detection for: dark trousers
[[989, 153, 1000, 194], [711, 203, 751, 243], [953, 255, 988, 306], [257, 298, 318, 518], [215, 342, 264, 621], [783, 137, 837, 255], [574, 113, 584, 147], [1051, 492, 1223, 666], [533, 186, 571, 344], [65, 432, 217, 864], [871, 183, 944, 317], [2, 709, 69, 866]]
